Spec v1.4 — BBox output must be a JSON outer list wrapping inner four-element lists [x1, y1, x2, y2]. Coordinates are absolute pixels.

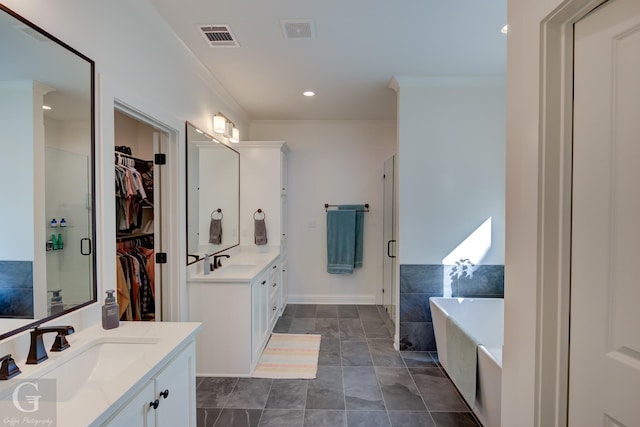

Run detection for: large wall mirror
[[0, 4, 96, 340], [186, 122, 239, 265]]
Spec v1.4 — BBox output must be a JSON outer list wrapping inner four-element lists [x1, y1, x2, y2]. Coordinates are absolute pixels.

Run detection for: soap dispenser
[[203, 254, 210, 275], [48, 289, 64, 315], [102, 289, 119, 329]]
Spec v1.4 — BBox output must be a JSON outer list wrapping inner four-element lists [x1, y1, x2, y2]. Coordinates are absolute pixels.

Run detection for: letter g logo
[[12, 381, 41, 413]]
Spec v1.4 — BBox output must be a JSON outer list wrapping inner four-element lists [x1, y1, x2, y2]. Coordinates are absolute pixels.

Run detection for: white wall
[[250, 120, 396, 304], [114, 110, 156, 160], [0, 0, 250, 325], [394, 76, 506, 265], [0, 81, 37, 260]]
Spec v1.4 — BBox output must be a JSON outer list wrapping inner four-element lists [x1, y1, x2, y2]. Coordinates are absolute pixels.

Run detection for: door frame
[[536, 1, 608, 426], [113, 100, 181, 322]]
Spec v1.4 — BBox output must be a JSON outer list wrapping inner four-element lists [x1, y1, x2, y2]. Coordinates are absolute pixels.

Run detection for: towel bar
[[324, 203, 369, 212]]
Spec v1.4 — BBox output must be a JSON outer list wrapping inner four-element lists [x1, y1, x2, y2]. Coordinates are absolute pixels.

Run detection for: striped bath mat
[[252, 333, 321, 379]]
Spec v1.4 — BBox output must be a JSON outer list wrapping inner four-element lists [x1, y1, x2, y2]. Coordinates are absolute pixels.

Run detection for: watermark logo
[[1, 379, 56, 426]]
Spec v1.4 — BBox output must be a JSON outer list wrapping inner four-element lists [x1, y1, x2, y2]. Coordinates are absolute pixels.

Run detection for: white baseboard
[[286, 294, 377, 305]]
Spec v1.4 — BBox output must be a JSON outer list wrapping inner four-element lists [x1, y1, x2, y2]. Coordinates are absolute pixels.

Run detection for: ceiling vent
[[14, 25, 51, 42], [198, 24, 239, 48], [280, 20, 315, 39]]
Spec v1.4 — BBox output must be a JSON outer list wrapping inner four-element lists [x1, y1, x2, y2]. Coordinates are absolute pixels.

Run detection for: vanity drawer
[[268, 289, 279, 328], [268, 263, 279, 299]]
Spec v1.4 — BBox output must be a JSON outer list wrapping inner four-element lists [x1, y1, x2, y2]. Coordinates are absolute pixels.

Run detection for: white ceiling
[[148, 0, 507, 121]]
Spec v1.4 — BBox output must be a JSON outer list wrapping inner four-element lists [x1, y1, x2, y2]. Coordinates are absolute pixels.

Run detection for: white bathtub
[[429, 297, 503, 427]]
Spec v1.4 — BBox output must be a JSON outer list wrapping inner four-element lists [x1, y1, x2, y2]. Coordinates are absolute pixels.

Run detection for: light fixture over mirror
[[213, 112, 240, 143], [0, 4, 96, 340], [230, 126, 240, 143], [213, 113, 226, 134]]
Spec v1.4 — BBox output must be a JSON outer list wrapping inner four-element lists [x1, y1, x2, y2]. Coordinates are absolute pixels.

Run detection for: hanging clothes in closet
[[115, 151, 154, 234], [116, 237, 155, 321]]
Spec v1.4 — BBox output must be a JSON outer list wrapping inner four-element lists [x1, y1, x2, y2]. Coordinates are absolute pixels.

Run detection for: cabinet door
[[267, 264, 280, 330], [154, 343, 195, 427], [252, 274, 267, 363], [280, 195, 288, 242], [280, 150, 288, 195], [280, 259, 288, 315], [105, 381, 155, 427]]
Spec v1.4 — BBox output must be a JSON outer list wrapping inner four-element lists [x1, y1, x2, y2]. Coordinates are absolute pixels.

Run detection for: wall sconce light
[[213, 113, 226, 134], [224, 121, 234, 138], [214, 112, 240, 142], [230, 126, 240, 143]]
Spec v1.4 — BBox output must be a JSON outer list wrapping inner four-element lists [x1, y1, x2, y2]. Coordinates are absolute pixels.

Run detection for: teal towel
[[338, 205, 365, 268], [446, 315, 479, 408], [326, 209, 356, 274]]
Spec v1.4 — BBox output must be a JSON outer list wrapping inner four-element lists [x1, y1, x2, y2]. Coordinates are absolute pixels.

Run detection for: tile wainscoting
[[399, 264, 504, 351]]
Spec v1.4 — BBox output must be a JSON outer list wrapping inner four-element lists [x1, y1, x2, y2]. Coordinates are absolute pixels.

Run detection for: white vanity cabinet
[[239, 141, 289, 315], [251, 268, 270, 364], [188, 252, 282, 376], [103, 341, 196, 427], [250, 260, 282, 363]]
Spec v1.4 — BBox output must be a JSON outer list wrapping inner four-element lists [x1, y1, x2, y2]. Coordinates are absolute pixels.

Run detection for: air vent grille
[[198, 24, 239, 48], [280, 20, 315, 39]]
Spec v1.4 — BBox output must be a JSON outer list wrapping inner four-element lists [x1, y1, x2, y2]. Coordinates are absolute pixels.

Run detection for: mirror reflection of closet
[[114, 110, 162, 322]]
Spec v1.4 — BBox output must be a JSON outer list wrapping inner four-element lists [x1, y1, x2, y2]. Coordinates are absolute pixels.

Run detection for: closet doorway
[[114, 107, 169, 322]]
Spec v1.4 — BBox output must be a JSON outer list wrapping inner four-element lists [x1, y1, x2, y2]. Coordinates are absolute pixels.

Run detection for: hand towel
[[326, 209, 356, 274], [209, 218, 222, 244], [255, 218, 268, 245], [338, 204, 365, 268]]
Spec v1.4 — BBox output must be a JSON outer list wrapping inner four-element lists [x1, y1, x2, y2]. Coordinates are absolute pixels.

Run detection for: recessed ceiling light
[[42, 105, 52, 110], [501, 24, 508, 34], [303, 91, 315, 97]]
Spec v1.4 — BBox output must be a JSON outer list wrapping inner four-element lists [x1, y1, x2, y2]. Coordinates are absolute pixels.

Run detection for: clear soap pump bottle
[[102, 289, 119, 329]]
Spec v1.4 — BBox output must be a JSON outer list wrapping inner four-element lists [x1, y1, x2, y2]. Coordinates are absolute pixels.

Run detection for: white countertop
[[189, 248, 280, 282], [0, 321, 201, 427]]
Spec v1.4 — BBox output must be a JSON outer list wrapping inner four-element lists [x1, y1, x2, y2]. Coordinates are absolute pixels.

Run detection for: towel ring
[[211, 209, 223, 220], [253, 209, 265, 220]]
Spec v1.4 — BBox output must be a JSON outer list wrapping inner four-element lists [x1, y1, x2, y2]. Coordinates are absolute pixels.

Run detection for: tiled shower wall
[[0, 261, 34, 318], [399, 264, 504, 351]]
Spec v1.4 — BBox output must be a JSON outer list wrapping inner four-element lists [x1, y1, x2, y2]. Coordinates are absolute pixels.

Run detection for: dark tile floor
[[196, 304, 481, 427]]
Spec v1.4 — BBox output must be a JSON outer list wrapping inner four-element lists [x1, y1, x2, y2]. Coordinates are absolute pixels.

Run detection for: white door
[[570, 0, 640, 425]]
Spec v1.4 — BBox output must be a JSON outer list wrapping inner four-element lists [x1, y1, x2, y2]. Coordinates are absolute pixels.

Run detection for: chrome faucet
[[26, 325, 75, 365], [212, 254, 230, 270]]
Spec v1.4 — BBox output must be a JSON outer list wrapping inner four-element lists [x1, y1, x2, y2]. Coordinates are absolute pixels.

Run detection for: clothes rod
[[324, 203, 369, 212], [114, 151, 150, 163]]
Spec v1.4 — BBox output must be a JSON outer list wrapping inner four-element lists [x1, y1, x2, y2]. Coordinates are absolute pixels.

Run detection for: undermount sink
[[40, 337, 159, 402], [219, 264, 256, 273]]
